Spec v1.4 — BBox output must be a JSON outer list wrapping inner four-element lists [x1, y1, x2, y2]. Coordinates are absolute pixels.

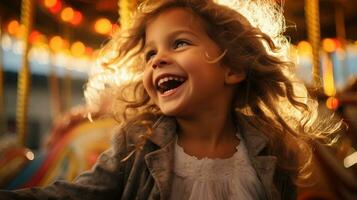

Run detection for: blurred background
[[0, 0, 356, 199]]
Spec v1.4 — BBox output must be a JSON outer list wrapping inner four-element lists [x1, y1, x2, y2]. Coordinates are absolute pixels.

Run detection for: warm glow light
[[322, 53, 336, 96], [29, 30, 41, 43], [25, 151, 35, 161], [1, 34, 13, 51], [322, 38, 338, 53], [297, 41, 312, 56], [326, 97, 339, 110], [344, 151, 357, 168], [7, 20, 19, 35], [49, 36, 64, 51], [94, 18, 112, 35], [44, 0, 57, 8], [111, 24, 120, 34], [85, 47, 93, 55], [49, 0, 62, 13], [71, 41, 85, 56], [15, 25, 26, 39], [13, 40, 24, 54], [70, 11, 83, 25], [61, 7, 74, 22]]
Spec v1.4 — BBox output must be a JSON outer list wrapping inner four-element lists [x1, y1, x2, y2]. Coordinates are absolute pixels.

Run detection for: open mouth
[[156, 75, 187, 94]]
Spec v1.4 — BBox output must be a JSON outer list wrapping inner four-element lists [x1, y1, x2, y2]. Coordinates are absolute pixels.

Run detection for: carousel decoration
[[16, 0, 35, 146], [305, 0, 321, 87]]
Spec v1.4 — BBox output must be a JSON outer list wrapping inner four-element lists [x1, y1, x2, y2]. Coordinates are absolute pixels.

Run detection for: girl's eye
[[173, 40, 190, 49], [145, 50, 156, 62]]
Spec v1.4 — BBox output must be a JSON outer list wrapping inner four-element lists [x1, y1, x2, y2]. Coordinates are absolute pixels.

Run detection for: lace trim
[[174, 134, 253, 180]]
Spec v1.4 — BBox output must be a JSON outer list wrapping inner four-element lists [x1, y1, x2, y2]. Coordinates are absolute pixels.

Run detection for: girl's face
[[143, 8, 239, 117]]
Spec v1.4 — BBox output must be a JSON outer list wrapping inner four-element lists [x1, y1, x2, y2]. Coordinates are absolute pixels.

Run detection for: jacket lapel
[[238, 115, 278, 200], [145, 116, 177, 199]]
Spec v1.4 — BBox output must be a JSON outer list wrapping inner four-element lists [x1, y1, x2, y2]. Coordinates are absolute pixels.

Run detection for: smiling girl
[[0, 0, 341, 199]]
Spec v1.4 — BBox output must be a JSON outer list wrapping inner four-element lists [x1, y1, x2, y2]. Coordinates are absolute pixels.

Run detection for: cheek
[[142, 68, 154, 95], [178, 51, 205, 72]]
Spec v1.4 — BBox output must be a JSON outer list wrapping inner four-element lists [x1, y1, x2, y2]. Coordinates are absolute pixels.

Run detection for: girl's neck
[[176, 111, 237, 150]]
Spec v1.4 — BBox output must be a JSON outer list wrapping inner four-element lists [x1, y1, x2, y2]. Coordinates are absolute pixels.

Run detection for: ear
[[224, 68, 246, 85]]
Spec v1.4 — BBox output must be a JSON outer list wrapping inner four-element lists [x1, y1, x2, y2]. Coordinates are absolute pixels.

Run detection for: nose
[[152, 52, 172, 69]]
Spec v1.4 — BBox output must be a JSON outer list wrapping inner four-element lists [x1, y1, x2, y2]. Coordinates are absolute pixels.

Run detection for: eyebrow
[[144, 29, 199, 51]]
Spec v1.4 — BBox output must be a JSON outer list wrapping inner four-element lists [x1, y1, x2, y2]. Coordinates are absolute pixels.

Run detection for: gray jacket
[[0, 116, 296, 200]]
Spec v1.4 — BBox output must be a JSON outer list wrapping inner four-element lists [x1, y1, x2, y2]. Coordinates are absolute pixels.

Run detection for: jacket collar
[[148, 114, 270, 156], [148, 116, 177, 148]]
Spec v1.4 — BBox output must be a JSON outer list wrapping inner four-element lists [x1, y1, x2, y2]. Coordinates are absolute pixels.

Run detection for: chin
[[159, 105, 184, 117]]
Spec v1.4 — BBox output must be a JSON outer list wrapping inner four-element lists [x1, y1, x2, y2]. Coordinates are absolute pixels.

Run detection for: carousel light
[[344, 151, 357, 168], [297, 41, 312, 56], [71, 41, 85, 57], [13, 40, 24, 54], [49, 0, 62, 14], [94, 18, 112, 35], [15, 25, 26, 39], [1, 34, 13, 51], [111, 24, 120, 34], [322, 54, 336, 97], [44, 0, 57, 8], [322, 38, 338, 53], [49, 35, 64, 51], [325, 96, 339, 110], [70, 11, 83, 25], [61, 7, 74, 22], [25, 151, 35, 161], [85, 47, 93, 55], [7, 20, 19, 35], [29, 30, 41, 43]]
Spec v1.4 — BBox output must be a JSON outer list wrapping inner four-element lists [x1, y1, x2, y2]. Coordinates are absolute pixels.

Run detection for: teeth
[[157, 76, 185, 86]]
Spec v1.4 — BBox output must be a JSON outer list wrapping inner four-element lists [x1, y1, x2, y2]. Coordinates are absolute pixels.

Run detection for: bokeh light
[[94, 18, 112, 35], [297, 41, 312, 56], [49, 0, 62, 13], [49, 35, 64, 51], [7, 20, 19, 35], [71, 41, 85, 57], [322, 38, 339, 53], [326, 96, 339, 110], [44, 0, 57, 8], [70, 11, 83, 25], [61, 7, 74, 22]]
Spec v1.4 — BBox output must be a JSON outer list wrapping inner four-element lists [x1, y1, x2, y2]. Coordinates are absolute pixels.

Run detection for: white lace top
[[170, 134, 265, 200]]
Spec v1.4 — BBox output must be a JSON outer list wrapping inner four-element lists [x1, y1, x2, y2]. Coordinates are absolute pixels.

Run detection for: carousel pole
[[16, 0, 35, 146], [334, 0, 348, 80], [305, 0, 322, 88], [0, 17, 6, 135]]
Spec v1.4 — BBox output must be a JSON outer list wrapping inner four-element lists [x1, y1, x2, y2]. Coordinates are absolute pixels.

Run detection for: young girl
[[1, 0, 340, 199]]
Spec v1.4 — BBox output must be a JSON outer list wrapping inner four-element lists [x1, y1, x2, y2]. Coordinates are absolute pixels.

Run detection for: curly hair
[[85, 0, 341, 184]]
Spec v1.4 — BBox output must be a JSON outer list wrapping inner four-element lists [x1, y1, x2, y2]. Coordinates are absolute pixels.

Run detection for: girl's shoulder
[[111, 113, 164, 152]]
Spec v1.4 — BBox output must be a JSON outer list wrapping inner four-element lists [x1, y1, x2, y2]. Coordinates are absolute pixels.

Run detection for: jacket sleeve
[[0, 132, 128, 200]]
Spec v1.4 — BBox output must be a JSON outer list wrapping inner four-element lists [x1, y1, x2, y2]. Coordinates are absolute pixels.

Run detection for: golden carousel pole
[[0, 17, 6, 135], [16, 0, 35, 146], [305, 0, 322, 88], [335, 0, 348, 79]]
